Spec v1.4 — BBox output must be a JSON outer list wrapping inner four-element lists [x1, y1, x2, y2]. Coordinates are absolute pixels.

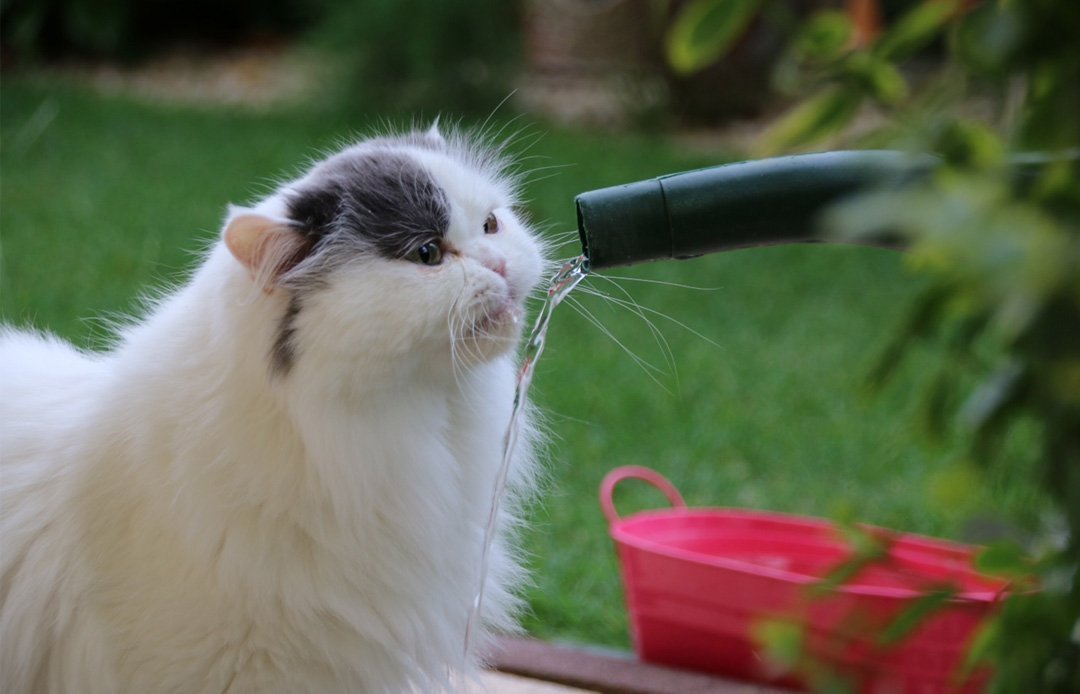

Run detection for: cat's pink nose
[[483, 256, 508, 278]]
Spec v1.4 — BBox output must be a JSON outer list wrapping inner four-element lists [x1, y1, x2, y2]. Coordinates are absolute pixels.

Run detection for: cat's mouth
[[471, 298, 523, 338], [453, 281, 529, 362]]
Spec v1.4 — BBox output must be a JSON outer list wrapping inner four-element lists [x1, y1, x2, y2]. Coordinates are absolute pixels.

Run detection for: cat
[[0, 125, 548, 693]]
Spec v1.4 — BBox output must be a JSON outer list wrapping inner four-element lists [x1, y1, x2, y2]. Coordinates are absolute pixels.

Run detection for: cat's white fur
[[0, 131, 546, 692]]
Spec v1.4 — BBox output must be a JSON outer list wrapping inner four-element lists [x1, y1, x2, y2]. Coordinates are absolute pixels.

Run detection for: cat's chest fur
[[0, 129, 545, 693], [79, 385, 498, 692]]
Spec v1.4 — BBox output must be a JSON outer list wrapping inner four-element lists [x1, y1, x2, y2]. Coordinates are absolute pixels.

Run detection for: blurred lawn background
[[0, 0, 1042, 650]]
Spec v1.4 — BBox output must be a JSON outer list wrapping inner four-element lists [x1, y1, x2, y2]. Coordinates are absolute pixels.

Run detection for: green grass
[[1, 78, 1042, 650]]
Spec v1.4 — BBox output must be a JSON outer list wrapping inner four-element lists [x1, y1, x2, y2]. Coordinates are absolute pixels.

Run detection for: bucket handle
[[600, 466, 687, 525]]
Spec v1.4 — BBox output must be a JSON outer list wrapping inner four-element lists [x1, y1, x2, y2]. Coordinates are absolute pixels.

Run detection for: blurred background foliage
[[0, 0, 315, 60], [308, 0, 521, 116], [0, 0, 520, 114], [0, 0, 968, 122], [668, 0, 1079, 690]]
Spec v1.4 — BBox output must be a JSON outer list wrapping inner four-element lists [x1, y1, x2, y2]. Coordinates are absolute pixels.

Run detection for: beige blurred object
[[35, 42, 326, 109], [517, 0, 664, 126]]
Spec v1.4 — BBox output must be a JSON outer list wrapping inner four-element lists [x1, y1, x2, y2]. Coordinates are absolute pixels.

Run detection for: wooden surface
[[487, 636, 789, 694], [477, 670, 597, 693]]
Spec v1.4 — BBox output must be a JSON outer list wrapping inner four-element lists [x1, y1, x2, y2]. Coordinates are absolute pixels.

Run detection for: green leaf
[[936, 120, 1006, 169], [956, 2, 1022, 75], [666, 0, 763, 75], [879, 587, 957, 646], [959, 361, 1026, 436], [810, 527, 890, 597], [958, 618, 998, 680], [811, 551, 883, 597], [796, 10, 854, 62], [752, 619, 804, 672], [921, 367, 957, 442], [1019, 61, 1080, 151], [1030, 157, 1080, 207], [843, 52, 909, 106], [863, 286, 949, 391], [760, 87, 862, 153], [876, 0, 963, 60], [974, 542, 1031, 579], [865, 59, 908, 106]]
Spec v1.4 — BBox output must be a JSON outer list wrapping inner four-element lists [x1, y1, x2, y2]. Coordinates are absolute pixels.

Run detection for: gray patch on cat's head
[[270, 145, 451, 374], [272, 294, 303, 374], [286, 149, 451, 262]]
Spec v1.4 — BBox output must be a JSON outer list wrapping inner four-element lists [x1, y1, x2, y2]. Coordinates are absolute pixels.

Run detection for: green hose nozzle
[[575, 150, 932, 270], [575, 149, 1077, 270]]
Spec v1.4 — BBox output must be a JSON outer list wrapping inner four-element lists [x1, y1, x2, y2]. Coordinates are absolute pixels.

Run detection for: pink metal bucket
[[600, 466, 1008, 692]]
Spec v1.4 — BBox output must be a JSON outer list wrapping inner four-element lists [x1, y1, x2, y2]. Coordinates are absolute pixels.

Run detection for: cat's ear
[[223, 206, 312, 291]]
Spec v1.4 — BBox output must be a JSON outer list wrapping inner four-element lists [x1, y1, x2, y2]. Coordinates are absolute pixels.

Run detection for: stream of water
[[463, 254, 590, 663]]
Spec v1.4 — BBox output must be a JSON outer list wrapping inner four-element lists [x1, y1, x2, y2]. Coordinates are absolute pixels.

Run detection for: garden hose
[[575, 149, 1071, 270]]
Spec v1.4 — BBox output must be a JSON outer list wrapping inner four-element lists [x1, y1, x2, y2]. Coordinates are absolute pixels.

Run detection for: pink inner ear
[[224, 213, 312, 287]]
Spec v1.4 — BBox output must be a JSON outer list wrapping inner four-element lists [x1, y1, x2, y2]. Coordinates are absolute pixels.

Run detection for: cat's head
[[222, 126, 547, 375]]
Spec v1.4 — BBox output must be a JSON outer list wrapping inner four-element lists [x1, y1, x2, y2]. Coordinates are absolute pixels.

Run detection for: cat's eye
[[408, 241, 443, 266], [483, 212, 499, 235]]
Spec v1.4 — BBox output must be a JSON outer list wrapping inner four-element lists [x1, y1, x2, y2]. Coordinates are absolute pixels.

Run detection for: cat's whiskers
[[447, 311, 464, 386], [546, 233, 584, 255], [475, 91, 518, 139], [575, 283, 679, 387], [469, 117, 565, 204], [488, 121, 541, 165], [446, 292, 501, 385], [555, 270, 727, 396], [587, 274, 726, 352], [563, 294, 673, 395], [446, 278, 474, 388], [589, 273, 724, 292], [515, 161, 576, 188]]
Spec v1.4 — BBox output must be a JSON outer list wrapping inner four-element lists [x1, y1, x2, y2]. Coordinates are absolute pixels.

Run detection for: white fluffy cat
[[0, 127, 548, 692]]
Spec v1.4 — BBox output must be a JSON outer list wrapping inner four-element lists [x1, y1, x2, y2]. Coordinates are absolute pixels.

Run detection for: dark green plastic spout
[[575, 150, 932, 270]]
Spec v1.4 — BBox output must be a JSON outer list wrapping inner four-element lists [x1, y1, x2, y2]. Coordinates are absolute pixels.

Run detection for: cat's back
[[0, 330, 116, 692], [0, 328, 106, 465]]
